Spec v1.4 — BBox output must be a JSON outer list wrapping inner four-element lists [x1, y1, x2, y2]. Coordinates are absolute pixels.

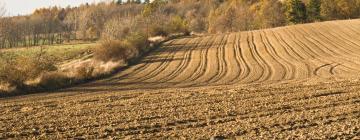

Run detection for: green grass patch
[[0, 43, 96, 64]]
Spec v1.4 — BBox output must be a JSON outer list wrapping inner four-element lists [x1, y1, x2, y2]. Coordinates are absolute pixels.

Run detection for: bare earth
[[1, 19, 360, 139]]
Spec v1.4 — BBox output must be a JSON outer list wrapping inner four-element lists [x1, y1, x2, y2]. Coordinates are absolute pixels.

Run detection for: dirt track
[[1, 19, 360, 139]]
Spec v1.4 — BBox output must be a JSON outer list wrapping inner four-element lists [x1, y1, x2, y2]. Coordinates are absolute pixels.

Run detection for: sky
[[1, 0, 110, 16]]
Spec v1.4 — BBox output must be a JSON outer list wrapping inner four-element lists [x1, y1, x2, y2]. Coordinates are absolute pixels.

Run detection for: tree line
[[0, 0, 359, 49]]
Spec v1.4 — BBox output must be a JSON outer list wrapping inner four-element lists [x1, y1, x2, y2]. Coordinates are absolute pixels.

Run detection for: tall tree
[[307, 0, 321, 22], [0, 2, 5, 17], [256, 0, 286, 28], [286, 0, 308, 24], [116, 0, 123, 5], [135, 0, 142, 4]]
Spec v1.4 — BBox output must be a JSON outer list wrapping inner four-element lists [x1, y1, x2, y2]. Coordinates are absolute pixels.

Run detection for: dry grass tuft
[[93, 40, 138, 62]]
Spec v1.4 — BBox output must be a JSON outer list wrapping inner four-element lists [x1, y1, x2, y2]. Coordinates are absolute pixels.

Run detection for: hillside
[[0, 19, 360, 139], [76, 19, 360, 90]]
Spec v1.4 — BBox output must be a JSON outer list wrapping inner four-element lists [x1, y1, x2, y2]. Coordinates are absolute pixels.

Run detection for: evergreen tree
[[116, 0, 122, 5], [307, 0, 321, 21], [286, 0, 307, 24]]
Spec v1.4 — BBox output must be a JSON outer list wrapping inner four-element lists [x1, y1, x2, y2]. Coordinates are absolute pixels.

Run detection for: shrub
[[125, 32, 149, 53], [38, 72, 73, 90], [149, 25, 169, 36], [93, 40, 138, 62], [76, 65, 95, 81], [167, 16, 190, 35], [0, 55, 56, 89]]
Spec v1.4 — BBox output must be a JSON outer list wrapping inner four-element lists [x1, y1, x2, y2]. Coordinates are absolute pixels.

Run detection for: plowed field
[[1, 19, 360, 139]]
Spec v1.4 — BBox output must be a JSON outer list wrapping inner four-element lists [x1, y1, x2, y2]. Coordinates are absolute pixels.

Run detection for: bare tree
[[0, 2, 6, 17]]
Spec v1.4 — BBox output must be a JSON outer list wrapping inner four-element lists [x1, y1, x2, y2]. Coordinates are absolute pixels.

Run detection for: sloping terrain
[[0, 19, 360, 139], [75, 19, 360, 91]]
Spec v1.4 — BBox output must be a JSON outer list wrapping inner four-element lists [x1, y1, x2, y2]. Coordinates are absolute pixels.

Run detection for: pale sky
[[1, 0, 111, 16]]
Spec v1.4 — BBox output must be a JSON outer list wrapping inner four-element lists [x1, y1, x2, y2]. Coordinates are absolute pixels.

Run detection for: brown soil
[[1, 19, 360, 139]]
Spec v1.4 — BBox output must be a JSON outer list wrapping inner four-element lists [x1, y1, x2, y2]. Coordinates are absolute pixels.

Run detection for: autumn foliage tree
[[1, 0, 360, 49]]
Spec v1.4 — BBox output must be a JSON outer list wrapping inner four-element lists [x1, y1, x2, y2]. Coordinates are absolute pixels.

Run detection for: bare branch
[[0, 2, 6, 17]]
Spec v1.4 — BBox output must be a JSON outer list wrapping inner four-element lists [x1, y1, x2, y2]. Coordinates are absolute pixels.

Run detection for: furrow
[[228, 32, 248, 84], [182, 35, 216, 85], [267, 29, 307, 80], [250, 31, 275, 83], [240, 32, 265, 83], [205, 34, 229, 85], [299, 25, 360, 73], [198, 34, 228, 85], [259, 30, 289, 81], [167, 36, 206, 85], [283, 26, 333, 77], [147, 36, 207, 85], [213, 33, 240, 85], [105, 39, 178, 83]]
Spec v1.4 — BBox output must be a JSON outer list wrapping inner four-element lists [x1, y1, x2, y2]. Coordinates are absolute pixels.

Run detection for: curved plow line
[[230, 32, 254, 84], [227, 33, 248, 84], [311, 24, 360, 54], [268, 30, 306, 79], [199, 34, 228, 85], [313, 63, 332, 76], [177, 35, 215, 85], [330, 63, 341, 75], [328, 22, 360, 43], [164, 36, 208, 85], [262, 30, 297, 80], [105, 39, 178, 82], [295, 26, 360, 76], [284, 27, 318, 59], [147, 37, 204, 84], [250, 31, 275, 83], [287, 26, 338, 77], [111, 39, 180, 83], [302, 24, 360, 73], [299, 26, 360, 73], [126, 39, 188, 83], [186, 34, 227, 86], [234, 32, 252, 84], [239, 32, 266, 83], [181, 35, 216, 85], [273, 29, 306, 60], [236, 32, 253, 83], [147, 36, 204, 85], [259, 31, 289, 81], [205, 34, 229, 85], [153, 37, 200, 83], [213, 33, 240, 85], [306, 24, 360, 57], [298, 25, 360, 71], [282, 27, 328, 75], [321, 23, 360, 51], [335, 20, 360, 36], [271, 29, 312, 78]]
